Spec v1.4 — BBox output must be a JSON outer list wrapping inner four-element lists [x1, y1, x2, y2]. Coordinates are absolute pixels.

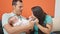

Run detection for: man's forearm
[[10, 26, 31, 34], [16, 26, 30, 32], [4, 21, 34, 34], [4, 24, 30, 34]]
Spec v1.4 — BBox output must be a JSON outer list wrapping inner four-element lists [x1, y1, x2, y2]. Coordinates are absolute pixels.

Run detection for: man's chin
[[16, 14, 21, 16]]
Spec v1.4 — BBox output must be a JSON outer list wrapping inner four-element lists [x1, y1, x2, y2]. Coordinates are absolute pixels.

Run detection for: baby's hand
[[29, 16, 36, 22]]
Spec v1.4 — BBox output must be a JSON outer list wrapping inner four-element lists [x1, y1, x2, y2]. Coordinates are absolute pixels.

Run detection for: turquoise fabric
[[34, 24, 38, 34], [34, 15, 53, 34]]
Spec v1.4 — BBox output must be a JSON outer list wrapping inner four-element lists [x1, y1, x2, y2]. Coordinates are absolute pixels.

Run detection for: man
[[2, 0, 34, 34]]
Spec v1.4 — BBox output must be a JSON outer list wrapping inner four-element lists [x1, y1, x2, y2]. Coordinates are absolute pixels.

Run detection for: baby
[[8, 15, 36, 34], [8, 16, 30, 27], [8, 15, 36, 27]]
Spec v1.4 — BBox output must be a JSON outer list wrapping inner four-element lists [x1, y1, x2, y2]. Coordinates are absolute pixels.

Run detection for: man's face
[[14, 1, 23, 15]]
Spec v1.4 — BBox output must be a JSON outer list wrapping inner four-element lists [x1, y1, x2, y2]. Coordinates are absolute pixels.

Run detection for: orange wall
[[0, 0, 55, 20]]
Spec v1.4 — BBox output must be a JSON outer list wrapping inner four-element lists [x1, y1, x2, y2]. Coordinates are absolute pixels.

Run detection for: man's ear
[[12, 5, 16, 9]]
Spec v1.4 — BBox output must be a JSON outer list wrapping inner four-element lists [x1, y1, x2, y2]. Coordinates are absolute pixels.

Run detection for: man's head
[[12, 0, 23, 16]]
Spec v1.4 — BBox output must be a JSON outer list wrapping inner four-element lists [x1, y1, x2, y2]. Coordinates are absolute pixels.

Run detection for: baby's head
[[8, 16, 19, 26]]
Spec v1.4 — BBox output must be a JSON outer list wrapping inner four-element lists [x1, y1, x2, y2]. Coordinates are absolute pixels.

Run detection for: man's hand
[[29, 21, 34, 29], [24, 21, 34, 34]]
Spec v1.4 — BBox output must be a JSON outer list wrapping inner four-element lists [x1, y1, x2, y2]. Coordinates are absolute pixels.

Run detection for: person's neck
[[13, 10, 21, 16]]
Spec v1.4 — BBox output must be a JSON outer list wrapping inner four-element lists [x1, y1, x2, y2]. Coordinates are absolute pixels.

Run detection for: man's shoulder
[[2, 13, 9, 17], [2, 12, 15, 18], [2, 13, 13, 21]]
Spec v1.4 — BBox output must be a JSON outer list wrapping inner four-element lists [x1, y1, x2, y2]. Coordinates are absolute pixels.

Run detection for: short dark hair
[[12, 0, 22, 5]]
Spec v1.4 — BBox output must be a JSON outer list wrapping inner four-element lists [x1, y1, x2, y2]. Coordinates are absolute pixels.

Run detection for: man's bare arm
[[4, 21, 34, 34]]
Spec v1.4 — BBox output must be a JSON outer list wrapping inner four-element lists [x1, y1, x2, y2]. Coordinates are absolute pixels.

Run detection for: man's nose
[[21, 8, 23, 10]]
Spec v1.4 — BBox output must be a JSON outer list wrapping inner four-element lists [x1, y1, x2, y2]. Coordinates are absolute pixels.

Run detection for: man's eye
[[19, 6, 22, 8]]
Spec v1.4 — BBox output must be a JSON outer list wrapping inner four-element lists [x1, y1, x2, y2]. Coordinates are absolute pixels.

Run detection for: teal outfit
[[34, 15, 53, 34]]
